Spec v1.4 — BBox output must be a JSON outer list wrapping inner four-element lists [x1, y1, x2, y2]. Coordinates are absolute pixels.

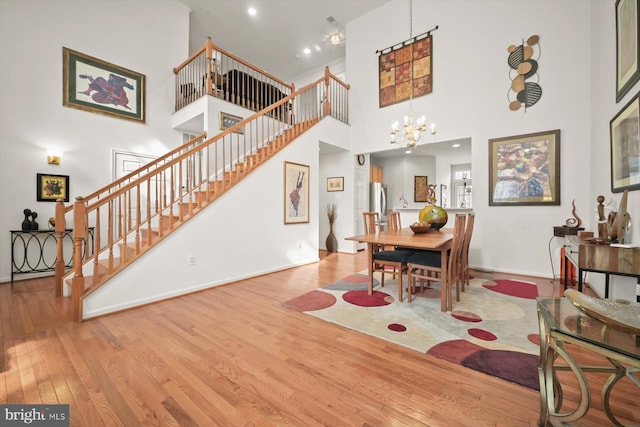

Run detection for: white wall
[[3, 0, 637, 302], [345, 0, 639, 301], [0, 0, 189, 281]]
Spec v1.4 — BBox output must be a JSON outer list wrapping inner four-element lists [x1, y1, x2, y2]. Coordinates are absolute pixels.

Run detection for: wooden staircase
[[55, 65, 347, 322]]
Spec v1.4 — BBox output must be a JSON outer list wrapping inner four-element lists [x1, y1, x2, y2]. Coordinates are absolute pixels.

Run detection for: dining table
[[345, 227, 454, 311]]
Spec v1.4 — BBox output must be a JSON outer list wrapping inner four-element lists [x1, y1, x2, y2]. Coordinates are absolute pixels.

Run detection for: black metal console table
[[10, 228, 95, 285]]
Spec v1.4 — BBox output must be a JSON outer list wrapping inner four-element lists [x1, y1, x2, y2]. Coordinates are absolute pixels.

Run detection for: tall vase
[[326, 223, 338, 253]]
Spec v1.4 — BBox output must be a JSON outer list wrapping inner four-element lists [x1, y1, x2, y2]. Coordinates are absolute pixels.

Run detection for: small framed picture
[[37, 173, 70, 202], [219, 111, 244, 134], [610, 91, 640, 192], [63, 47, 145, 123], [414, 176, 428, 202], [326, 177, 344, 192]]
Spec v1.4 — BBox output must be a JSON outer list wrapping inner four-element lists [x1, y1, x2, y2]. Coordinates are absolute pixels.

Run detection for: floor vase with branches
[[326, 204, 338, 253]]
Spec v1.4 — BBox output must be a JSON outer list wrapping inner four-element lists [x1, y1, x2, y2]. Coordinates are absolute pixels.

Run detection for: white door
[[112, 149, 157, 229], [354, 167, 368, 251]]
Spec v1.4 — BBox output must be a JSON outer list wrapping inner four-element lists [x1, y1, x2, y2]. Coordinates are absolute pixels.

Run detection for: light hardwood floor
[[1, 251, 638, 426]]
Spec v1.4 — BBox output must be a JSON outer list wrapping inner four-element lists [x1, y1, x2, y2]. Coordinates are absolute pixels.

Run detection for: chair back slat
[[387, 211, 401, 231], [363, 212, 380, 234]]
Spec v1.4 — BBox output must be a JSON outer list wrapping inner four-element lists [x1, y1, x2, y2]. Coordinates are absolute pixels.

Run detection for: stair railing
[[174, 37, 295, 113], [56, 69, 349, 321]]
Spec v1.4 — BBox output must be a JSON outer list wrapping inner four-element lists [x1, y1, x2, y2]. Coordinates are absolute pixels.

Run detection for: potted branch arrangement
[[326, 203, 338, 253]]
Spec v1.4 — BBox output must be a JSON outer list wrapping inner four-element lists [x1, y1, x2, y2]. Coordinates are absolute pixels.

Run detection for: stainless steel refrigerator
[[369, 182, 388, 230]]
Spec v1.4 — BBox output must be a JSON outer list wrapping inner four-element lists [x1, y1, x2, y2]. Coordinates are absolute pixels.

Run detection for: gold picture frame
[[326, 177, 344, 192], [489, 129, 561, 206], [610, 91, 640, 192], [63, 47, 145, 123], [219, 111, 244, 134], [616, 0, 640, 102], [37, 173, 69, 202]]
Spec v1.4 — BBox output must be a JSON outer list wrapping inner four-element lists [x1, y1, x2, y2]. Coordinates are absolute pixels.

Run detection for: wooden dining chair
[[460, 213, 475, 292], [406, 213, 466, 310], [362, 211, 414, 302]]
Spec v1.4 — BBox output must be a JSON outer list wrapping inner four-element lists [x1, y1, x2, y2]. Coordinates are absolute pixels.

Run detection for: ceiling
[[371, 138, 472, 159], [178, 0, 390, 82]]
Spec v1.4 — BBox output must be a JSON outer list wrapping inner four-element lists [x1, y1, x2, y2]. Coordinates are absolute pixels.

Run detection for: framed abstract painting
[[63, 47, 145, 123], [489, 129, 561, 206], [284, 161, 309, 224], [610, 91, 640, 192]]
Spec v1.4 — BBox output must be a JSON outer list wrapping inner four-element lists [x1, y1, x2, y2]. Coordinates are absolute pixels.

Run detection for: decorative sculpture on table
[[30, 211, 39, 230], [21, 209, 32, 231], [607, 190, 631, 243], [565, 199, 582, 228]]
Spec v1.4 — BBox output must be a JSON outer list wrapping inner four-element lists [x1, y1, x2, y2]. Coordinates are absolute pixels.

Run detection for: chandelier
[[389, 0, 436, 150]]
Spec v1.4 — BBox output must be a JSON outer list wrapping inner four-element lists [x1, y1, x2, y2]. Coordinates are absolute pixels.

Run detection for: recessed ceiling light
[[303, 48, 311, 55], [314, 45, 322, 52], [452, 143, 461, 148], [247, 7, 257, 16]]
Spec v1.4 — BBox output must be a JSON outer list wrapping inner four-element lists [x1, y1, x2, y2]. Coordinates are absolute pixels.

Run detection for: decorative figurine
[[596, 195, 608, 240], [21, 208, 32, 231], [565, 199, 582, 228], [30, 211, 39, 230], [607, 190, 631, 244]]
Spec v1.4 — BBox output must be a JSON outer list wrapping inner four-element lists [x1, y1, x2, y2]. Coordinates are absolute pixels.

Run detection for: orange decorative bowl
[[410, 225, 432, 234]]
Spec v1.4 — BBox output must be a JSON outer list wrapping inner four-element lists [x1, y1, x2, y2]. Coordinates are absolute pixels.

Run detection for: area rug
[[283, 272, 541, 390]]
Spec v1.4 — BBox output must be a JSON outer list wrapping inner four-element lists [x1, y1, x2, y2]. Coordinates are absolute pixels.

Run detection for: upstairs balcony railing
[[55, 42, 350, 320]]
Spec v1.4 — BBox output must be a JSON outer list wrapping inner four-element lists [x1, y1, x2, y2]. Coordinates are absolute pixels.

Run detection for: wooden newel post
[[205, 37, 215, 96], [323, 67, 331, 116], [72, 197, 87, 322], [54, 200, 66, 297]]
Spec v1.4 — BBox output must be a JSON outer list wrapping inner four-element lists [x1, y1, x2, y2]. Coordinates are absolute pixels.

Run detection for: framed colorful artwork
[[63, 47, 145, 123], [610, 91, 640, 192], [616, 0, 640, 102], [414, 176, 428, 202], [37, 173, 70, 202], [284, 161, 309, 224], [326, 177, 344, 192], [378, 33, 433, 108], [489, 129, 561, 206]]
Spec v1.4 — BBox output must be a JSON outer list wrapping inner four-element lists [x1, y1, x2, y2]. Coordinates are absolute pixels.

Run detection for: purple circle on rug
[[343, 290, 392, 307], [461, 349, 539, 390], [282, 290, 336, 312], [388, 323, 406, 332], [482, 279, 538, 299], [468, 328, 497, 341]]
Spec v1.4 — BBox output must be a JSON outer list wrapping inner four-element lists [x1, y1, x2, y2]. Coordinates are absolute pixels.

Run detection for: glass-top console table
[[536, 297, 639, 426]]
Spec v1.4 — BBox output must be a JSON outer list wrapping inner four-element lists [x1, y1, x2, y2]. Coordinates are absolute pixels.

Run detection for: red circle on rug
[[342, 274, 370, 283], [528, 334, 540, 346], [343, 290, 392, 307], [388, 323, 406, 332], [468, 328, 497, 341], [451, 310, 482, 322], [482, 279, 538, 299], [282, 290, 336, 312]]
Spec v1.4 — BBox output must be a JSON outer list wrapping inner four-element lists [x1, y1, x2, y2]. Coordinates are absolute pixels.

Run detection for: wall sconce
[[47, 149, 62, 165]]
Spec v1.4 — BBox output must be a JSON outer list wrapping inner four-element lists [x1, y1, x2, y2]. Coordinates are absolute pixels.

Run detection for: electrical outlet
[[187, 255, 196, 266]]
